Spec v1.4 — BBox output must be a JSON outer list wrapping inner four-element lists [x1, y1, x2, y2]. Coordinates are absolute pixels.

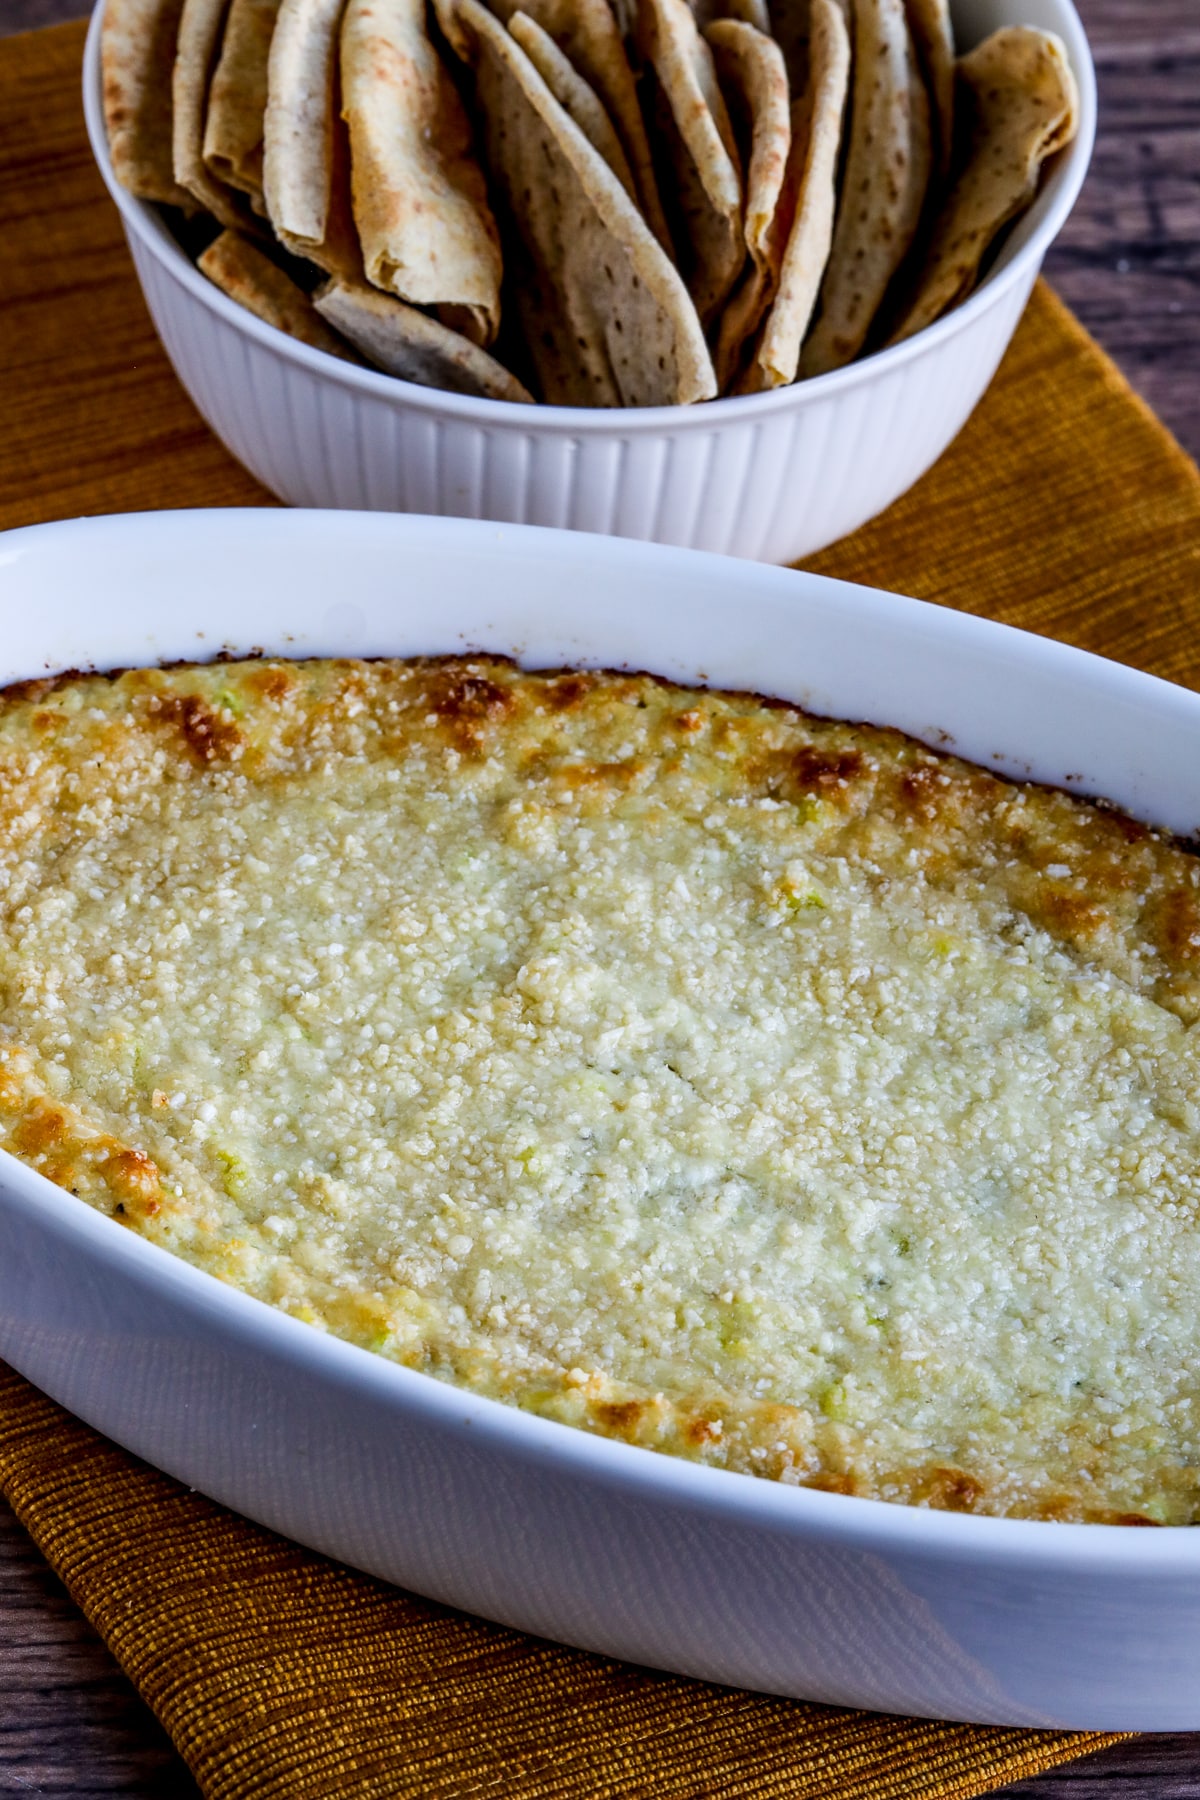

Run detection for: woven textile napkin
[[0, 1366, 1129, 1800], [4, 21, 1200, 1798]]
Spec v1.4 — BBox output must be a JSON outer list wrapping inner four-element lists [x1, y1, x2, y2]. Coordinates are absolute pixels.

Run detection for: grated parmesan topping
[[1, 656, 1199, 1522]]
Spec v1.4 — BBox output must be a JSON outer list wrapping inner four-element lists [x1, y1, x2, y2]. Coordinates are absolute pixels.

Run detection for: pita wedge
[[891, 28, 1079, 344], [485, 0, 672, 252], [197, 228, 359, 355], [102, 0, 194, 206], [801, 0, 931, 375], [764, 0, 808, 103], [765, 0, 848, 95], [202, 0, 281, 212], [341, 0, 503, 344], [692, 0, 771, 36], [728, 0, 771, 28], [637, 0, 744, 327], [508, 13, 637, 201], [739, 0, 849, 391], [439, 0, 715, 406], [173, 0, 262, 227], [314, 276, 535, 398], [906, 0, 955, 177], [263, 0, 360, 276], [706, 19, 790, 391]]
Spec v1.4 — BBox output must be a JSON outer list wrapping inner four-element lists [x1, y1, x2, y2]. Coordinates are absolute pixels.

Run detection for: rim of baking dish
[[81, 0, 1097, 434]]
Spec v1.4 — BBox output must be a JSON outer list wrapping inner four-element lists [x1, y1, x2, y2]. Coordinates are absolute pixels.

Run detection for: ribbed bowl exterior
[[93, 0, 1095, 562], [127, 226, 1036, 563]]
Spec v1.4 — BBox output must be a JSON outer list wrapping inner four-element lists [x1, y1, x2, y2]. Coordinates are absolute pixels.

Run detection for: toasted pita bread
[[202, 0, 281, 212], [906, 0, 955, 177], [262, 0, 360, 275], [638, 0, 744, 326], [102, 0, 194, 206], [314, 277, 535, 399], [439, 0, 715, 406], [693, 0, 770, 32], [485, 0, 672, 253], [801, 0, 930, 375], [706, 19, 790, 391], [340, 0, 503, 344], [197, 228, 359, 355], [900, 24, 934, 258], [729, 0, 771, 28], [739, 0, 848, 391], [766, 0, 847, 103], [891, 27, 1079, 344], [508, 11, 637, 201], [173, 0, 261, 227], [764, 0, 809, 102]]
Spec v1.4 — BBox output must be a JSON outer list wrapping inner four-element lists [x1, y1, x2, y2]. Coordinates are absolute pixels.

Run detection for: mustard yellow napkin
[[809, 284, 1200, 691], [0, 1365, 1126, 1800]]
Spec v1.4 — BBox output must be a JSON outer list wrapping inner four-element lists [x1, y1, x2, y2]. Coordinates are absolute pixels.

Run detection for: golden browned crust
[[3, 650, 1198, 1064]]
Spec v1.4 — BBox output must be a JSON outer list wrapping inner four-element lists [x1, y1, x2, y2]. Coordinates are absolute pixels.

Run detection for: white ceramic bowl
[[82, 0, 1094, 563], [3, 508, 1200, 1730]]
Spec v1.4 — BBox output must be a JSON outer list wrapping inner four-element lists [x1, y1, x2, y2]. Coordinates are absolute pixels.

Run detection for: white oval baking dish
[[2, 510, 1199, 1731], [81, 0, 1095, 563]]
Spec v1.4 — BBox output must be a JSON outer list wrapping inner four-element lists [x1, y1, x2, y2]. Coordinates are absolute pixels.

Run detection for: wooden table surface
[[0, 2, 1198, 1795]]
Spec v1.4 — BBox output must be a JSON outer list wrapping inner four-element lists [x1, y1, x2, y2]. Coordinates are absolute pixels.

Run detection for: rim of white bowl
[[81, 0, 1097, 434], [2, 505, 1197, 1577]]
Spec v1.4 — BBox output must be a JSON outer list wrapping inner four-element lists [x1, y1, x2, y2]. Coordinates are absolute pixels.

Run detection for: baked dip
[[2, 655, 1198, 1522]]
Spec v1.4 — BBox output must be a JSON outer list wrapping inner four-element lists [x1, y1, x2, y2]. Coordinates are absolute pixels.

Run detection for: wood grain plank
[[0, 1498, 201, 1797], [1044, 9, 1200, 461], [0, 22, 270, 532], [998, 1737, 1200, 1798]]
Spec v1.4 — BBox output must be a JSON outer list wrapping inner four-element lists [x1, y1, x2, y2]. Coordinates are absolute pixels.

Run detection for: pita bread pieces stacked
[[705, 18, 790, 389], [203, 0, 282, 212], [489, 0, 672, 245], [437, 0, 715, 403], [100, 0, 1079, 407], [890, 26, 1080, 343], [102, 0, 195, 205], [738, 0, 847, 392], [262, 0, 360, 276]]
